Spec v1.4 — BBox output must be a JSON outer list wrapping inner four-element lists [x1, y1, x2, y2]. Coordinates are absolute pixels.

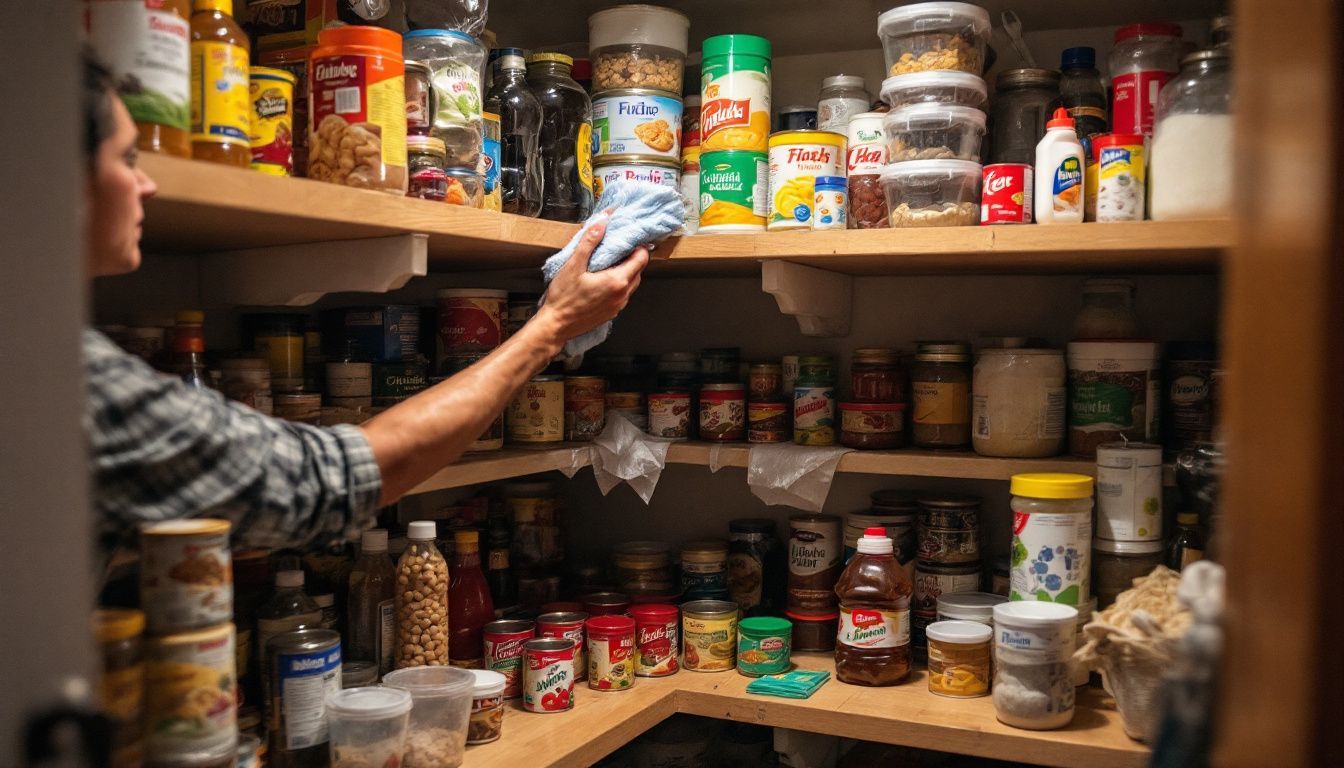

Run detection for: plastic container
[[787, 611, 838, 652], [588, 4, 690, 94], [817, 75, 871, 132], [1033, 108, 1085, 224], [466, 670, 507, 745], [700, 35, 772, 154], [382, 666, 475, 768], [992, 602, 1079, 730], [878, 2, 991, 76], [325, 687, 412, 768], [834, 527, 914, 686], [925, 620, 992, 698], [882, 104, 986, 162], [879, 70, 987, 109], [1066, 341, 1161, 456], [737, 616, 792, 677], [403, 29, 487, 169], [309, 26, 407, 194], [1108, 23, 1184, 137], [879, 159, 980, 227], [1009, 474, 1094, 605], [972, 348, 1067, 458], [935, 592, 1007, 624]]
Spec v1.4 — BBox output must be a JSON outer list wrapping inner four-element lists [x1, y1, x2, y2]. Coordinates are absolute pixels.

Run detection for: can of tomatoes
[[585, 615, 636, 691], [522, 638, 576, 713], [980, 163, 1033, 225], [483, 619, 535, 699], [629, 604, 680, 677], [537, 612, 589, 682]]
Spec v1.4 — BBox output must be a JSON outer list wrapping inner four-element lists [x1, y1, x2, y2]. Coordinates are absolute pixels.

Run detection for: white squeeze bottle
[[1033, 107, 1085, 223]]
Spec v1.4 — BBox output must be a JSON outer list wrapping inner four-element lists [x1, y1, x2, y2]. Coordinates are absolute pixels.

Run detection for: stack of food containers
[[437, 289, 508, 451], [403, 29, 489, 207], [698, 34, 772, 233], [874, 2, 992, 228], [587, 5, 690, 198], [912, 494, 983, 656]]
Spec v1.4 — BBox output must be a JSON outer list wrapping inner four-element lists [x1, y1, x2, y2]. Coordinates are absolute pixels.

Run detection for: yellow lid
[[194, 0, 234, 15], [527, 52, 574, 67], [93, 609, 146, 643], [1010, 473, 1094, 499], [453, 529, 480, 545], [250, 66, 296, 84], [175, 310, 205, 324], [141, 518, 231, 536]]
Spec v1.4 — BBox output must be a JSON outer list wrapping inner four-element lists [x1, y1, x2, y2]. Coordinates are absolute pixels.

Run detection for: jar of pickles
[[910, 342, 971, 449], [925, 620, 992, 698]]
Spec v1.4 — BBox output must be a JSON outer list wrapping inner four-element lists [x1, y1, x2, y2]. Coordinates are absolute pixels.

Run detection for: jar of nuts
[[588, 5, 690, 95], [396, 521, 451, 668]]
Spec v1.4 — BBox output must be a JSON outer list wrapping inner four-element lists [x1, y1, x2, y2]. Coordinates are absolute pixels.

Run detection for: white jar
[[992, 601, 1079, 730], [1095, 441, 1164, 541], [972, 348, 1066, 458], [1032, 108, 1085, 224], [1008, 473, 1093, 606], [817, 75, 871, 132], [935, 591, 1007, 625]]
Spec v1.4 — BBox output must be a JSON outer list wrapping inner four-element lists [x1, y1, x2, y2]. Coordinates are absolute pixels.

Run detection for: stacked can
[[1092, 441, 1165, 606], [785, 514, 843, 651], [438, 289, 507, 450], [747, 360, 788, 443], [699, 34, 772, 232], [793, 355, 837, 446], [912, 494, 983, 657], [681, 94, 702, 233], [766, 129, 847, 231]]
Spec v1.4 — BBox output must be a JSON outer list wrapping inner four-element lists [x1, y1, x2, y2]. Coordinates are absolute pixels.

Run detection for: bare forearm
[[361, 309, 566, 504]]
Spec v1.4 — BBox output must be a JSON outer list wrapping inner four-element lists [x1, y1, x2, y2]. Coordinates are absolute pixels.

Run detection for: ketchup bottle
[[834, 526, 913, 686], [448, 529, 495, 667]]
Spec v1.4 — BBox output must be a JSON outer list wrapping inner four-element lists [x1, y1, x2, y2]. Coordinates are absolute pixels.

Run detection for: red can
[[585, 615, 636, 691], [980, 163, 1034, 225], [629, 604, 680, 677], [436, 288, 507, 358], [522, 637, 576, 713], [581, 592, 631, 616], [537, 611, 590, 681], [483, 619, 535, 699]]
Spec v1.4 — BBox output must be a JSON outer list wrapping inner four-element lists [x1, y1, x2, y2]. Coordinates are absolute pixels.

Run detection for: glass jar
[[404, 60, 434, 137], [1009, 474, 1094, 606], [254, 312, 306, 394], [971, 348, 1066, 458], [988, 68, 1061, 165], [403, 29, 486, 169], [95, 609, 146, 768], [613, 541, 676, 596], [729, 518, 786, 617], [407, 136, 449, 201], [527, 53, 595, 223], [1092, 538, 1165, 607], [839, 402, 905, 450], [909, 342, 971, 449], [445, 167, 485, 208], [699, 383, 746, 442], [797, 355, 835, 385], [1058, 47, 1108, 140], [681, 540, 730, 599], [850, 348, 902, 403], [587, 4, 689, 94], [748, 363, 783, 401], [1072, 277, 1138, 339], [1150, 49, 1233, 221], [817, 75, 871, 133], [926, 620, 991, 698], [1108, 23, 1184, 137]]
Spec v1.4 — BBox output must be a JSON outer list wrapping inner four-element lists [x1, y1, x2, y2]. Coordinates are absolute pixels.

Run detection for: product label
[[506, 379, 563, 442], [309, 53, 407, 179], [140, 529, 234, 633], [912, 381, 969, 426], [648, 393, 691, 438], [793, 385, 836, 444], [191, 40, 250, 145], [1111, 69, 1173, 136], [1050, 155, 1084, 216], [484, 634, 529, 698], [594, 92, 683, 160], [838, 606, 910, 649], [699, 151, 768, 228], [524, 648, 575, 712], [841, 406, 900, 435], [789, 524, 839, 577], [88, 2, 191, 131], [594, 162, 679, 198], [681, 560, 728, 593], [483, 135, 500, 192], [1096, 144, 1146, 222], [1168, 364, 1215, 443], [635, 619, 679, 676], [249, 74, 294, 174], [144, 628, 236, 753], [378, 599, 395, 674], [430, 60, 483, 128], [768, 139, 845, 229], [981, 163, 1032, 224], [539, 624, 587, 681], [700, 397, 745, 439], [437, 295, 505, 354], [814, 185, 847, 229], [277, 645, 342, 750], [1096, 457, 1163, 541], [701, 67, 771, 153], [846, 117, 886, 174], [588, 634, 635, 690], [683, 614, 738, 671], [996, 625, 1074, 663], [578, 122, 594, 191], [1010, 512, 1091, 605]]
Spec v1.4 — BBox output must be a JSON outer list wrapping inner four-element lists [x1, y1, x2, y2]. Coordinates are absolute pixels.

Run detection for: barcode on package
[[973, 395, 990, 438], [1042, 388, 1066, 438], [335, 86, 361, 114]]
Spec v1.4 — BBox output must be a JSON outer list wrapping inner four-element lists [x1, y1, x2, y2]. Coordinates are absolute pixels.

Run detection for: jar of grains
[[910, 342, 972, 449], [972, 348, 1066, 458], [395, 521, 450, 668]]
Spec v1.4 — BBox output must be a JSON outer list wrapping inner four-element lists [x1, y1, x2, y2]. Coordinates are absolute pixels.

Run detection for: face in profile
[[86, 96, 157, 277]]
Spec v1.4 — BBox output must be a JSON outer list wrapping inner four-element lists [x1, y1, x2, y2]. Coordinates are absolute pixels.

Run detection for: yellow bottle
[[190, 0, 250, 167]]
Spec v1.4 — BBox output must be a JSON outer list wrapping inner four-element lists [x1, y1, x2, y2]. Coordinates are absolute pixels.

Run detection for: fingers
[[565, 214, 610, 275], [607, 245, 650, 285]]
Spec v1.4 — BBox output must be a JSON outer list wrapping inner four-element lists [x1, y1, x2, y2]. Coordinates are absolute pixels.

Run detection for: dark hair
[[83, 47, 118, 163]]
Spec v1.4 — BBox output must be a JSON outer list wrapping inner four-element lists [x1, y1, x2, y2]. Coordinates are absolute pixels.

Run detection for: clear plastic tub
[[382, 666, 475, 768], [326, 687, 412, 768], [403, 30, 487, 169], [882, 104, 986, 161], [878, 2, 991, 77], [878, 159, 981, 227], [588, 5, 690, 94], [992, 601, 1079, 730], [879, 71, 987, 109]]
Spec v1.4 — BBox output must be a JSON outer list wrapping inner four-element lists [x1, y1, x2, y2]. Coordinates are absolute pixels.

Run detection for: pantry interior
[[1, 0, 1340, 766]]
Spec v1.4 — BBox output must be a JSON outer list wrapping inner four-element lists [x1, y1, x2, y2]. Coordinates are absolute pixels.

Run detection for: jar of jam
[[851, 348, 903, 403], [748, 363, 783, 401], [839, 401, 906, 449], [405, 60, 434, 136], [910, 342, 972, 449], [408, 135, 449, 201]]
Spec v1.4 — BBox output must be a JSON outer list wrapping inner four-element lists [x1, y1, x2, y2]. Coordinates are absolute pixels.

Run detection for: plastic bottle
[[1059, 47, 1108, 140], [86, 0, 192, 157], [834, 527, 913, 686], [255, 570, 323, 698], [189, 0, 251, 167], [485, 49, 544, 217], [1033, 108, 1085, 224], [170, 310, 209, 389], [448, 529, 495, 667], [348, 529, 397, 676]]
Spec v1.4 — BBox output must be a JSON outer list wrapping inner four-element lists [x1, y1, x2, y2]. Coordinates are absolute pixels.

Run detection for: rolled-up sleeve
[[84, 330, 382, 550]]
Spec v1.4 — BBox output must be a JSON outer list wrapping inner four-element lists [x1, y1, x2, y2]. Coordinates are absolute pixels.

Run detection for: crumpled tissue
[[747, 443, 853, 512], [587, 410, 678, 503]]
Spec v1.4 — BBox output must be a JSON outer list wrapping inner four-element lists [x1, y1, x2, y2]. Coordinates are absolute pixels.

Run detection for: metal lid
[[996, 67, 1061, 90], [1181, 48, 1230, 67], [405, 60, 432, 76], [917, 493, 981, 509], [918, 341, 971, 355], [527, 51, 573, 67], [407, 135, 447, 157], [822, 74, 866, 89]]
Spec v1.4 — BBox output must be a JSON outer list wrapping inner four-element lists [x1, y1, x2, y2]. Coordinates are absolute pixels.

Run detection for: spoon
[[1001, 10, 1036, 68]]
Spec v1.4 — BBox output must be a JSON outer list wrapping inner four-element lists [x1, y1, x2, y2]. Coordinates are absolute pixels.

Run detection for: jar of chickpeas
[[396, 521, 450, 667]]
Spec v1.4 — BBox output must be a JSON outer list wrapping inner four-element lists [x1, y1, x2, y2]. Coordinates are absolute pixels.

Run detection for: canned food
[[648, 389, 691, 439], [917, 526, 980, 564], [249, 67, 296, 176], [1093, 133, 1145, 222], [737, 616, 792, 677], [593, 89, 683, 162], [699, 383, 745, 441], [139, 520, 233, 634], [436, 289, 507, 358], [681, 599, 738, 672], [980, 163, 1033, 225], [698, 150, 768, 232], [266, 629, 341, 758], [918, 496, 981, 530], [748, 363, 782, 401], [507, 374, 564, 443], [537, 612, 588, 682], [767, 130, 846, 230], [605, 391, 646, 430], [748, 401, 789, 443], [522, 638, 576, 713], [564, 376, 606, 442], [787, 514, 843, 613], [914, 562, 982, 613], [483, 619, 535, 699], [274, 392, 322, 424], [701, 34, 772, 154], [144, 624, 237, 762], [793, 384, 836, 445], [680, 540, 730, 598], [629, 604, 680, 677], [586, 615, 637, 690], [581, 592, 632, 617], [593, 158, 680, 197], [372, 361, 427, 407]]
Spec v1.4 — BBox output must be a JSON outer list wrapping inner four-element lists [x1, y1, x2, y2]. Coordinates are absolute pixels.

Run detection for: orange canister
[[308, 26, 408, 194]]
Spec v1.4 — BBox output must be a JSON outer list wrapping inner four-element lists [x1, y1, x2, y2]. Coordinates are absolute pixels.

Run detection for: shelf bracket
[[198, 234, 428, 306], [760, 261, 852, 337]]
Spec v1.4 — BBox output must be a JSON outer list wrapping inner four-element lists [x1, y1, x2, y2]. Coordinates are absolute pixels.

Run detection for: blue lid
[[815, 176, 846, 188], [490, 47, 524, 59], [404, 29, 479, 45], [1061, 46, 1095, 70]]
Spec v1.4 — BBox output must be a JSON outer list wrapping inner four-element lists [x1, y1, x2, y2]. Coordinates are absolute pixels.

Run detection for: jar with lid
[[728, 518, 786, 617], [95, 609, 146, 768], [681, 540, 730, 599], [1150, 48, 1232, 221], [1009, 474, 1093, 606], [1058, 47, 1108, 140], [87, 0, 191, 158], [699, 383, 746, 441], [851, 348, 902, 403], [402, 29, 486, 169], [817, 75, 871, 132], [485, 48, 544, 217], [992, 602, 1078, 729], [1072, 278, 1139, 339], [972, 348, 1066, 458], [613, 541, 676, 596], [926, 620, 991, 698], [253, 313, 306, 394], [988, 69, 1061, 165], [1108, 23, 1185, 137], [587, 5, 690, 94], [1092, 538, 1164, 607], [909, 342, 971, 449], [407, 136, 449, 201], [445, 167, 485, 207], [527, 53, 595, 223]]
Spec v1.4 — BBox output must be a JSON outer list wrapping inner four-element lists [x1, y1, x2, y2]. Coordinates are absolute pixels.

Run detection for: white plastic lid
[[275, 570, 304, 588], [878, 2, 992, 38], [362, 528, 389, 553], [879, 71, 987, 106], [926, 619, 993, 645], [1066, 340, 1161, 360], [383, 665, 476, 697], [588, 4, 690, 54], [326, 686, 413, 720], [883, 102, 987, 132], [470, 669, 507, 697], [408, 521, 438, 541], [993, 601, 1079, 629], [856, 526, 894, 555], [937, 591, 1008, 620], [1092, 537, 1165, 555], [314, 594, 335, 607], [879, 158, 982, 181], [823, 74, 866, 89], [437, 288, 507, 299]]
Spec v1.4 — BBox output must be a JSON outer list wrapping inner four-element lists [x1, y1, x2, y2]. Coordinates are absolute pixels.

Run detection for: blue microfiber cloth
[[541, 180, 685, 357]]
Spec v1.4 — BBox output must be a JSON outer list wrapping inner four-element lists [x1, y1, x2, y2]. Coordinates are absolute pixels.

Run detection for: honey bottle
[[190, 0, 250, 166], [834, 526, 913, 686]]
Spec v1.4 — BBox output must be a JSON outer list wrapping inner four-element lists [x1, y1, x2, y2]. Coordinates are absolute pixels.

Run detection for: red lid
[[571, 57, 593, 81], [864, 526, 887, 537], [786, 610, 839, 621], [1114, 23, 1183, 43], [839, 401, 906, 411], [1091, 133, 1145, 162], [1046, 107, 1075, 130], [700, 386, 745, 400], [628, 603, 679, 621], [586, 614, 635, 634]]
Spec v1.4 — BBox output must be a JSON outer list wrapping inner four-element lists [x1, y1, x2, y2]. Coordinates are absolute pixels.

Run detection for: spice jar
[[926, 620, 991, 698], [95, 609, 146, 768], [1150, 48, 1232, 220], [992, 602, 1079, 730], [1092, 538, 1165, 608], [850, 347, 902, 402], [395, 521, 450, 667], [748, 363, 783, 401], [910, 342, 971, 449], [817, 75, 871, 133], [699, 383, 746, 441], [1009, 474, 1093, 606], [404, 60, 434, 136], [988, 68, 1061, 165], [972, 348, 1066, 458], [839, 402, 905, 449], [407, 136, 449, 201]]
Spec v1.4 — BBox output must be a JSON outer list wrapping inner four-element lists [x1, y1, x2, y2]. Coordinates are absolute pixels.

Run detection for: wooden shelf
[[465, 654, 1147, 768]]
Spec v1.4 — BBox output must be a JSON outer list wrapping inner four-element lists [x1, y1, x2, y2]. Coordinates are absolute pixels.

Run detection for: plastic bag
[[588, 411, 677, 503], [406, 0, 488, 36], [746, 444, 852, 512]]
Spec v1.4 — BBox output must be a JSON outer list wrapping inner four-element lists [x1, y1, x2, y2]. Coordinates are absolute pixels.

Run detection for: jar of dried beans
[[396, 521, 450, 667]]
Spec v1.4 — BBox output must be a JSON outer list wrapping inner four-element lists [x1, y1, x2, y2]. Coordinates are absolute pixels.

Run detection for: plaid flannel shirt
[[84, 329, 383, 554]]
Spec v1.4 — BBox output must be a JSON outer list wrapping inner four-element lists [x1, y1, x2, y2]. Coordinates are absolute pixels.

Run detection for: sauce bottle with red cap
[[1033, 107, 1086, 224], [834, 526, 913, 686]]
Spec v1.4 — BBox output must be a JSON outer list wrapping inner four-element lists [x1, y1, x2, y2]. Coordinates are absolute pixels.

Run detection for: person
[[82, 53, 649, 553]]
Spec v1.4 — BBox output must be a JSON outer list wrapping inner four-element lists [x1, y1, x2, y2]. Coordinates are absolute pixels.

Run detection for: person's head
[[84, 49, 157, 278]]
